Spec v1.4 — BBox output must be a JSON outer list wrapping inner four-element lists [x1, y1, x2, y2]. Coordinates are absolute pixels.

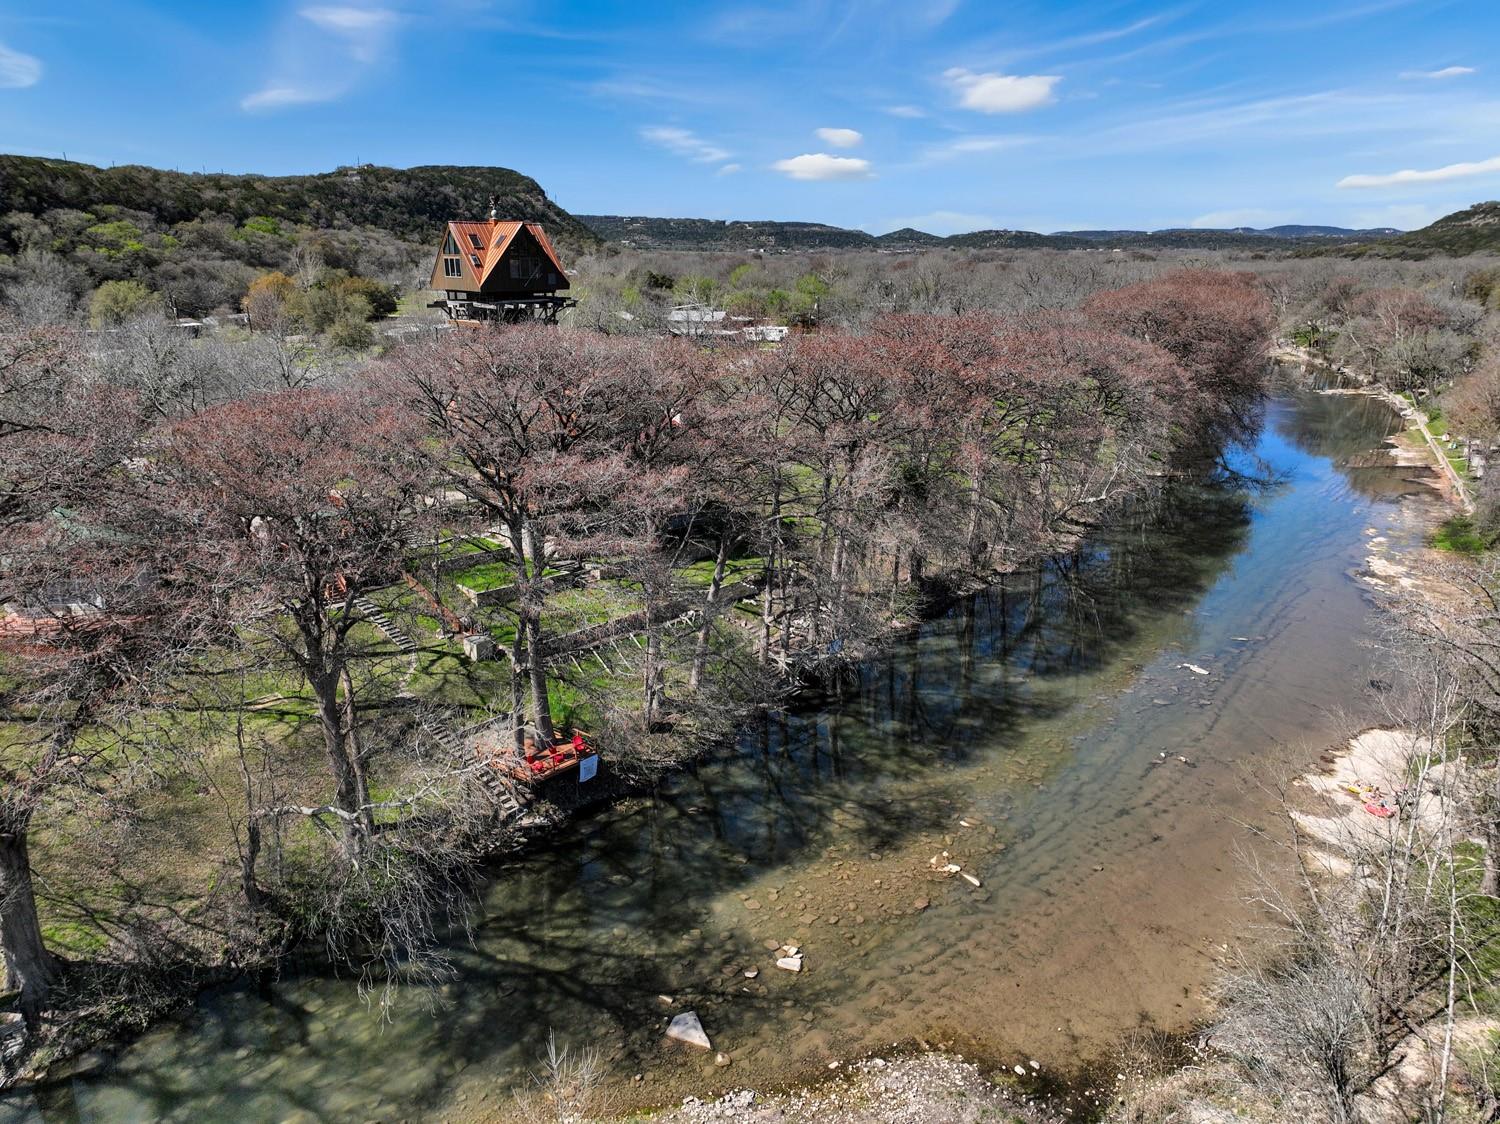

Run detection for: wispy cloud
[[301, 5, 398, 61], [1399, 65, 1476, 80], [301, 5, 397, 31], [717, 163, 743, 176], [0, 41, 42, 89], [1084, 89, 1421, 154], [884, 104, 926, 118], [943, 68, 1060, 113], [772, 153, 874, 181], [815, 127, 863, 148], [641, 126, 733, 164], [1337, 154, 1500, 189], [241, 85, 331, 111], [241, 5, 399, 112], [917, 133, 1033, 163], [989, 12, 1171, 63]]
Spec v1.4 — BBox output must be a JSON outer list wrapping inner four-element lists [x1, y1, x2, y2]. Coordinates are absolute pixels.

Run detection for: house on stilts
[[428, 200, 573, 324]]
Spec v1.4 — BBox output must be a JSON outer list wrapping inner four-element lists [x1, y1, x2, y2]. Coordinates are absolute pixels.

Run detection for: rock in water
[[776, 955, 804, 972], [665, 1011, 712, 1050]]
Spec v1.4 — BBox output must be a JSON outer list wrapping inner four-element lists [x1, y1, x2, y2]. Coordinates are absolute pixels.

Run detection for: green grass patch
[[452, 560, 517, 592], [1432, 515, 1493, 555], [675, 556, 765, 588]]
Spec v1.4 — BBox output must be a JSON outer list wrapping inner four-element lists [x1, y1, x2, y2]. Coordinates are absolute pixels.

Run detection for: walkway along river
[[0, 372, 1446, 1122]]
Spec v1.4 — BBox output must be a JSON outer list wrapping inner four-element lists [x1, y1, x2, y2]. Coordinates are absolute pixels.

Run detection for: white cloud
[[1337, 154, 1500, 189], [815, 127, 863, 148], [771, 153, 874, 181], [299, 5, 398, 62], [0, 41, 42, 89], [241, 5, 398, 111], [717, 163, 743, 176], [884, 105, 926, 118], [943, 67, 1060, 113], [299, 6, 397, 32], [1400, 65, 1476, 80], [641, 126, 733, 164], [241, 84, 333, 111]]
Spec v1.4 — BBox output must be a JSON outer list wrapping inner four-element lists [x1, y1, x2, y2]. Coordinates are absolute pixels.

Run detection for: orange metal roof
[[434, 219, 570, 292]]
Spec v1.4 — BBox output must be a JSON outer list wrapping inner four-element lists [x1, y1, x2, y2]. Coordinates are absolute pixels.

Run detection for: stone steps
[[352, 596, 418, 653]]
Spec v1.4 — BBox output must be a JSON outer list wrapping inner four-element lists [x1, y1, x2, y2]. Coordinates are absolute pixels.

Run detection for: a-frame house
[[429, 206, 573, 324]]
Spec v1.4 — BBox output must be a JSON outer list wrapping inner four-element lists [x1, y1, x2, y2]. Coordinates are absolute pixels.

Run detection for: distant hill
[[576, 215, 877, 251], [1333, 202, 1500, 258], [0, 155, 600, 254], [874, 227, 947, 249], [579, 213, 1403, 254]]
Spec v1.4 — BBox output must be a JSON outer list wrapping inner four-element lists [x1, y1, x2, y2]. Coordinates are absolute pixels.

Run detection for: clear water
[[3, 381, 1434, 1123]]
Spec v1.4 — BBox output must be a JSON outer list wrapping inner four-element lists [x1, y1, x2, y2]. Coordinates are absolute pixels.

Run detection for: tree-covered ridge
[[0, 157, 596, 248], [580, 213, 1406, 254], [1337, 201, 1500, 259], [0, 156, 599, 318]]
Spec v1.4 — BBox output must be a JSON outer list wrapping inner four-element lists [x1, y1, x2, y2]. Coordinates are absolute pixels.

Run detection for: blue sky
[[2, 0, 1498, 234]]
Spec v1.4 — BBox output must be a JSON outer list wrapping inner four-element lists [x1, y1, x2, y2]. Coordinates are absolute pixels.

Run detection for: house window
[[509, 256, 537, 280], [470, 254, 482, 267], [443, 232, 459, 254], [468, 233, 485, 251], [443, 257, 463, 278]]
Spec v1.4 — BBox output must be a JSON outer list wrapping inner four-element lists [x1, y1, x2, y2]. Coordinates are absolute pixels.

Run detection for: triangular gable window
[[443, 232, 459, 254]]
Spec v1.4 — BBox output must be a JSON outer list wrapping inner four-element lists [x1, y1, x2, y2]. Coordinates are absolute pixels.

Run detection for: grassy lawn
[[675, 555, 765, 588], [10, 538, 770, 970], [1431, 515, 1492, 555], [452, 559, 517, 592]]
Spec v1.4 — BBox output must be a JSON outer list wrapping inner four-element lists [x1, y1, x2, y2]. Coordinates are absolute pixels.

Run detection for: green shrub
[[88, 278, 159, 326]]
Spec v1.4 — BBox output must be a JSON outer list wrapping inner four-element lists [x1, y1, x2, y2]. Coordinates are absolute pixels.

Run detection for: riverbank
[[1272, 341, 1475, 512], [1, 379, 1432, 1123], [616, 1054, 1062, 1124], [578, 377, 1468, 1124]]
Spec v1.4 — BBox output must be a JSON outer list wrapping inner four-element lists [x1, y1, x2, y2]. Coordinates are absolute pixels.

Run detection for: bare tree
[[152, 386, 434, 862]]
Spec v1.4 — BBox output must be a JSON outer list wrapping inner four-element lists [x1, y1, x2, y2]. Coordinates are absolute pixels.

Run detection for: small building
[[428, 202, 574, 324]]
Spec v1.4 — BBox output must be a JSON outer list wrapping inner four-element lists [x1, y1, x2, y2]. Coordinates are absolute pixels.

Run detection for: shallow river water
[[3, 378, 1443, 1122]]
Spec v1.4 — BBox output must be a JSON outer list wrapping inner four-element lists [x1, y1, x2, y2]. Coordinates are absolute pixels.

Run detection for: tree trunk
[[309, 668, 366, 862], [966, 474, 986, 568], [0, 823, 54, 1029], [690, 531, 731, 691], [339, 666, 375, 840], [241, 817, 264, 912], [759, 544, 776, 665], [503, 519, 529, 756], [1482, 815, 1500, 898], [524, 527, 556, 747], [509, 627, 527, 756], [643, 627, 661, 730]]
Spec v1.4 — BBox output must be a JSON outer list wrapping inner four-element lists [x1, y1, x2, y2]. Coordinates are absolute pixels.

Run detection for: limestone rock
[[666, 1011, 712, 1051]]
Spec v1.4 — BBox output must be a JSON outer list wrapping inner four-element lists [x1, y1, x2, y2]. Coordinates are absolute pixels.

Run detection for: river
[[1, 375, 1442, 1122]]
